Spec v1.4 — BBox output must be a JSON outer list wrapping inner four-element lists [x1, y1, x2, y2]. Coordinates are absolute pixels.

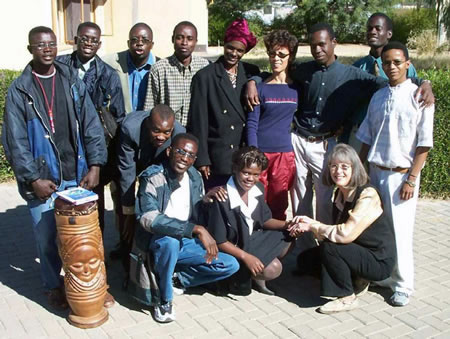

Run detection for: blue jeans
[[150, 235, 239, 302], [27, 179, 77, 290]]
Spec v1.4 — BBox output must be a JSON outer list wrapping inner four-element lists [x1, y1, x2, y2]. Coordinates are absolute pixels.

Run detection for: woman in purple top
[[247, 30, 299, 220]]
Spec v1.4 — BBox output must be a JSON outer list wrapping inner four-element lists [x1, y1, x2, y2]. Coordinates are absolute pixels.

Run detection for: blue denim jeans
[[150, 235, 239, 302], [27, 179, 77, 290]]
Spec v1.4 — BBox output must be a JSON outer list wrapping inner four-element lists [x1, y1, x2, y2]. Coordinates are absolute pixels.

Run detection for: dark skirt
[[247, 228, 290, 266]]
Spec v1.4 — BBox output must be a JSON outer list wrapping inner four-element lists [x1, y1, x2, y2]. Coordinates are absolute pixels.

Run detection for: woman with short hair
[[291, 143, 396, 313], [207, 146, 294, 295]]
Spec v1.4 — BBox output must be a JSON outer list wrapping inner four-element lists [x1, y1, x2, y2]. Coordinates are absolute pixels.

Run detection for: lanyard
[[32, 71, 56, 133]]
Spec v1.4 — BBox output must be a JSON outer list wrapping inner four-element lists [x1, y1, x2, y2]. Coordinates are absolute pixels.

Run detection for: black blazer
[[188, 57, 260, 175]]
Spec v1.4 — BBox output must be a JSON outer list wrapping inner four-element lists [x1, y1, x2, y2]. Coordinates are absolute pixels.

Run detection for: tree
[[207, 0, 269, 46], [273, 0, 398, 42]]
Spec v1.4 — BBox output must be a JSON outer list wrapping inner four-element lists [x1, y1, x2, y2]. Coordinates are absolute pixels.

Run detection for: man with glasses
[[132, 133, 238, 323], [342, 13, 418, 150], [104, 22, 159, 113], [57, 22, 125, 249], [2, 26, 106, 310], [357, 42, 434, 307], [117, 104, 184, 286]]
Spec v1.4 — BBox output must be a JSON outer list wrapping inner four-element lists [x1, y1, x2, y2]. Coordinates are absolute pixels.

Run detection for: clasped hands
[[286, 215, 315, 238]]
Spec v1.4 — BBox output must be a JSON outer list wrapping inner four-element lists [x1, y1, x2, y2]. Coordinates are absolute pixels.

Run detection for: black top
[[32, 71, 77, 180], [291, 60, 387, 137], [188, 57, 260, 175], [207, 182, 289, 266], [333, 184, 396, 261]]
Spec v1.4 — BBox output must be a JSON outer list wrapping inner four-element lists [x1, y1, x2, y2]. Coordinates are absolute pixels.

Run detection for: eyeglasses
[[382, 60, 406, 67], [267, 51, 290, 59], [29, 42, 57, 50], [174, 148, 197, 160], [129, 37, 152, 45], [78, 36, 100, 46], [329, 163, 352, 171]]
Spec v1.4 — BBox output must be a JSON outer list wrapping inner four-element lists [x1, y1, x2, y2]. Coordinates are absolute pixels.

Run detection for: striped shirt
[[356, 79, 434, 168], [143, 54, 210, 126]]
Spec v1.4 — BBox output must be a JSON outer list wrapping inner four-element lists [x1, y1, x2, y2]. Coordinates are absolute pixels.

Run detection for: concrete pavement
[[0, 182, 449, 338]]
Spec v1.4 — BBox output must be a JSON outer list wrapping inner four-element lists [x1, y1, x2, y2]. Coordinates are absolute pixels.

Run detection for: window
[[263, 5, 272, 15], [63, 0, 93, 44]]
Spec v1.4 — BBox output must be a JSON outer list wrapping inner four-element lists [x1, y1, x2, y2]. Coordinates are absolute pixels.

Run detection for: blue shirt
[[127, 52, 156, 111], [247, 82, 298, 152]]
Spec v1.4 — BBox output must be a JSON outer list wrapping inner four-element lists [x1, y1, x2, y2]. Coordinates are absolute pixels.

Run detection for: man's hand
[[203, 185, 228, 203], [80, 166, 100, 190], [400, 182, 415, 201], [415, 81, 435, 107], [193, 225, 218, 264], [242, 253, 264, 276], [122, 214, 136, 245], [199, 166, 210, 180], [245, 80, 260, 111], [31, 179, 57, 200]]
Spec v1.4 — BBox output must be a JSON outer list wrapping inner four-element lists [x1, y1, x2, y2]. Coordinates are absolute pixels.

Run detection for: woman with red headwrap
[[188, 19, 260, 190]]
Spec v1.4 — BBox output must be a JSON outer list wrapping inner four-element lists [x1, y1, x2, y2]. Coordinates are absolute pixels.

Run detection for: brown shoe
[[104, 291, 115, 308], [46, 287, 69, 310]]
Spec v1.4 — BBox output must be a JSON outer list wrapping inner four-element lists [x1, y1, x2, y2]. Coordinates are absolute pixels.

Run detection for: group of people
[[2, 12, 434, 324]]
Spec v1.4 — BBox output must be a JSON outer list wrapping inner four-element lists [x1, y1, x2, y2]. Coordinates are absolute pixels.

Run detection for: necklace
[[32, 70, 56, 133]]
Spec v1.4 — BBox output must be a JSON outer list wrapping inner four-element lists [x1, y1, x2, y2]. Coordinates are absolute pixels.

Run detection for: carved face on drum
[[68, 245, 102, 283]]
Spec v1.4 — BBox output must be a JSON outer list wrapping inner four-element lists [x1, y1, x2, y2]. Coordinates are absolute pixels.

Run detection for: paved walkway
[[0, 182, 449, 338]]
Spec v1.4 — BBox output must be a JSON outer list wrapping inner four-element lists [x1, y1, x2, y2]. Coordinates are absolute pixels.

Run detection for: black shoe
[[252, 280, 275, 296], [109, 243, 122, 260]]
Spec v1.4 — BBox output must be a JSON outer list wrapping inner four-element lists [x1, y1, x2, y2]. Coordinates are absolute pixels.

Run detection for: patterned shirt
[[143, 54, 210, 126], [356, 79, 434, 168]]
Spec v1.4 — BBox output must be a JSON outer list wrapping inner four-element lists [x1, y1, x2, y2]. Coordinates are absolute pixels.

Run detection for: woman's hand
[[289, 222, 312, 238], [243, 253, 265, 276], [203, 185, 228, 203]]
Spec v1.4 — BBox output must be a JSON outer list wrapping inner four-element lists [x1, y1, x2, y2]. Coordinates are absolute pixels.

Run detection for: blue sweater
[[247, 82, 298, 152]]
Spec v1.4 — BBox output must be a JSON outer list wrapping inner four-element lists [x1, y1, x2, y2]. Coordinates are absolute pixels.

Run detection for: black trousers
[[320, 241, 394, 297]]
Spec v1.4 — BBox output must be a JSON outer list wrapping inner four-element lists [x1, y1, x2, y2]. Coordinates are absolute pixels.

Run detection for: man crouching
[[131, 133, 239, 323]]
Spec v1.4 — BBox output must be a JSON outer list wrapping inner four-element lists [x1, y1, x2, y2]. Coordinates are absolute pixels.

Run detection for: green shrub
[[407, 29, 438, 55], [0, 69, 21, 182], [391, 8, 436, 44], [417, 69, 450, 199]]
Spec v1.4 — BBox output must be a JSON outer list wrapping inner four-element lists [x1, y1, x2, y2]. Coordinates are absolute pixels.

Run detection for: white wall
[[0, 0, 53, 70]]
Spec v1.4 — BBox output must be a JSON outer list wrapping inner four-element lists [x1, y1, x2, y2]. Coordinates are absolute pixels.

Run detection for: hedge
[[0, 70, 21, 181], [0, 65, 449, 198]]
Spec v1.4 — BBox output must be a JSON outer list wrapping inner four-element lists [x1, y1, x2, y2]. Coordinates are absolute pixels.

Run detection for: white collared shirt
[[227, 177, 263, 235], [356, 79, 434, 168]]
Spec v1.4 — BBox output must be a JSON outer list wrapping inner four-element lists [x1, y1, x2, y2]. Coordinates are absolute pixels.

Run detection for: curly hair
[[231, 146, 268, 172], [264, 29, 298, 60]]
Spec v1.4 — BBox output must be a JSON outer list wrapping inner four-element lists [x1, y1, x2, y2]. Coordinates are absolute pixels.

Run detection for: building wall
[[0, 0, 53, 70], [0, 0, 208, 70]]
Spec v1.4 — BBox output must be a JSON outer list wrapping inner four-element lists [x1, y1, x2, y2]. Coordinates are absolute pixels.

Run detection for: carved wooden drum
[[55, 198, 108, 328]]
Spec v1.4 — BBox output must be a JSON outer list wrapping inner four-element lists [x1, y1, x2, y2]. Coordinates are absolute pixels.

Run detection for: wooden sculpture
[[55, 199, 108, 328]]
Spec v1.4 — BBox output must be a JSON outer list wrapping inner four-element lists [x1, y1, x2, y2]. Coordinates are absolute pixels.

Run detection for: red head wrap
[[224, 18, 257, 53]]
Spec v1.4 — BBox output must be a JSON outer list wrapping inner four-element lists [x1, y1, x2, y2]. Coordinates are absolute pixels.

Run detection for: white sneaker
[[153, 301, 176, 323]]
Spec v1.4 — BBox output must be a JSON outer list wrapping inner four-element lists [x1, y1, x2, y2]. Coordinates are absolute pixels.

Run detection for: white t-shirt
[[164, 173, 190, 221]]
